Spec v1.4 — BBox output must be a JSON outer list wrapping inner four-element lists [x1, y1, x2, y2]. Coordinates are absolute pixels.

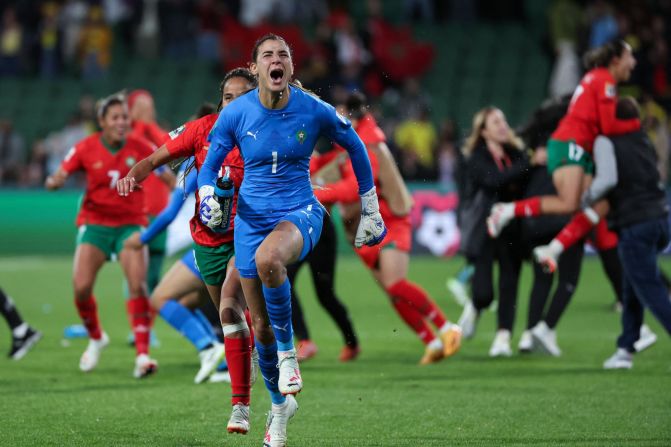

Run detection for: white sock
[[427, 338, 443, 351], [438, 321, 454, 334], [12, 322, 28, 338], [278, 349, 296, 359]]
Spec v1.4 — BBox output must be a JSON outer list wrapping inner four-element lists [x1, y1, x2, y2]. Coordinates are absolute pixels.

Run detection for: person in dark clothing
[[578, 97, 671, 369], [457, 106, 542, 356], [287, 213, 360, 362], [1, 288, 41, 360]]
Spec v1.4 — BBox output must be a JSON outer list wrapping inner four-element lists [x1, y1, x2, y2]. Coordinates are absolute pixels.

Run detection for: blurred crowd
[[0, 0, 670, 189]]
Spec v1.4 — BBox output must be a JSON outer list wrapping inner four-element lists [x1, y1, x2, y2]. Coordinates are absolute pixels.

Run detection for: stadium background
[[2, 0, 669, 258]]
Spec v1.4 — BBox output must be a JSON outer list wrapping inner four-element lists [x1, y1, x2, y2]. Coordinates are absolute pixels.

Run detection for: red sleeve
[[358, 118, 386, 145], [314, 169, 359, 205], [309, 147, 341, 175], [165, 121, 198, 158], [596, 77, 641, 135], [60, 144, 83, 173], [315, 148, 379, 205], [144, 121, 170, 146]]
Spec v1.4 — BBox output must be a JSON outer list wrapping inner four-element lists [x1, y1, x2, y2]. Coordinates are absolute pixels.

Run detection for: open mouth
[[270, 68, 284, 84]]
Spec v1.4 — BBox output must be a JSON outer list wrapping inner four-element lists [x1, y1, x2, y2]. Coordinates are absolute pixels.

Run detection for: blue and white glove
[[355, 187, 387, 248], [198, 185, 223, 229]]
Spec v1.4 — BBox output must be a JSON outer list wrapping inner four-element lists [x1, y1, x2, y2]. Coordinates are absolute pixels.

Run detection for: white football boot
[[634, 324, 657, 353], [277, 350, 302, 395], [486, 203, 515, 238], [518, 330, 533, 353], [531, 321, 561, 357], [458, 301, 478, 339], [227, 402, 250, 434], [133, 353, 158, 379], [263, 394, 298, 447], [79, 332, 110, 372], [489, 329, 512, 357], [194, 342, 225, 384], [603, 348, 633, 370]]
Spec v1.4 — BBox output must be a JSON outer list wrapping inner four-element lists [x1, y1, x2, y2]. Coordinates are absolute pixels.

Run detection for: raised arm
[[117, 145, 173, 196]]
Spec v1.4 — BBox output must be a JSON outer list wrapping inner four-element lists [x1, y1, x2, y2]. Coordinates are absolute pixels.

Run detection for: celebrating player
[[45, 94, 158, 378], [486, 40, 640, 267], [313, 92, 462, 364], [123, 158, 227, 384], [118, 68, 256, 433], [196, 34, 385, 447]]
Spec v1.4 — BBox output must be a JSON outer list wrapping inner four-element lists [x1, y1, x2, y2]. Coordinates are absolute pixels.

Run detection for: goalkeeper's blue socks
[[255, 339, 285, 405], [159, 300, 216, 351], [263, 279, 294, 352]]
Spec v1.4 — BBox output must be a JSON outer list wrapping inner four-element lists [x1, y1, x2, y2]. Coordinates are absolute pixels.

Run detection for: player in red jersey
[[45, 94, 158, 378], [127, 89, 175, 293], [313, 92, 462, 365], [487, 40, 640, 270], [117, 68, 256, 434]]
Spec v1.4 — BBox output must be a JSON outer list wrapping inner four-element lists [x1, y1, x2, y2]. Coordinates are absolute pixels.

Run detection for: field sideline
[[1, 255, 670, 446]]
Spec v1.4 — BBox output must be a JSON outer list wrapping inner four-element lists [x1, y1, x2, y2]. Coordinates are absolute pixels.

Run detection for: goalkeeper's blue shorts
[[234, 200, 324, 278]]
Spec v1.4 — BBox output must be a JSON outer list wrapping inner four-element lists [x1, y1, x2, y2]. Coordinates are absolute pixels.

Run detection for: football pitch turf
[[1, 255, 670, 446]]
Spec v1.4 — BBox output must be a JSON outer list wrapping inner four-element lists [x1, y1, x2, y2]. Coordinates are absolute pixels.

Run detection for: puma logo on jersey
[[93, 161, 103, 169], [246, 130, 259, 140], [272, 323, 289, 332]]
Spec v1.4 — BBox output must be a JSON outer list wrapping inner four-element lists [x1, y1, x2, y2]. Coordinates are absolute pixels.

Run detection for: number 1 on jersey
[[271, 151, 278, 174]]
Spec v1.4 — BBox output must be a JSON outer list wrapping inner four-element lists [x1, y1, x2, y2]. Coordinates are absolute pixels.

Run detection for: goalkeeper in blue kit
[[196, 33, 385, 447]]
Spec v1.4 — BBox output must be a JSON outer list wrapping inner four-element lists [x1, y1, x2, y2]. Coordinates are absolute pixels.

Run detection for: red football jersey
[[165, 114, 244, 247], [314, 113, 398, 223], [552, 67, 640, 152], [129, 120, 171, 216], [61, 133, 153, 227]]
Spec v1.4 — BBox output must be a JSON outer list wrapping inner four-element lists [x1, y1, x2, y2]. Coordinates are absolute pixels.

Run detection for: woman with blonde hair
[[457, 106, 546, 356]]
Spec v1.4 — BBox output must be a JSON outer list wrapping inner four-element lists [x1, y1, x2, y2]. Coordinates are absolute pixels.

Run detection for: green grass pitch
[[1, 255, 670, 446]]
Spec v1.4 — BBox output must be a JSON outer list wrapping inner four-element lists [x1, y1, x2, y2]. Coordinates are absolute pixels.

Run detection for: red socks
[[390, 297, 436, 345], [244, 308, 254, 348], [555, 211, 597, 250], [75, 295, 102, 340], [127, 296, 152, 355], [514, 197, 542, 217], [225, 336, 252, 406], [387, 280, 447, 328]]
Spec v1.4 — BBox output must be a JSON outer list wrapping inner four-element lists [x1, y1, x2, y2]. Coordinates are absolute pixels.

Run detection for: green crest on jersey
[[126, 156, 136, 167], [296, 129, 307, 144]]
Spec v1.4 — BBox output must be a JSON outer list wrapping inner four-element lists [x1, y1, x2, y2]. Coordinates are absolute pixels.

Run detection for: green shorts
[[547, 138, 595, 175], [76, 224, 141, 260], [193, 242, 235, 286]]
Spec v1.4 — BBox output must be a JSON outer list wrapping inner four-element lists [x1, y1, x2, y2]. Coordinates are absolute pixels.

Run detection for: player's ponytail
[[583, 40, 629, 70]]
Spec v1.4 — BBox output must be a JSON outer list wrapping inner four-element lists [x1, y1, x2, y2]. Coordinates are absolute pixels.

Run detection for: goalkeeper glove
[[355, 187, 387, 248]]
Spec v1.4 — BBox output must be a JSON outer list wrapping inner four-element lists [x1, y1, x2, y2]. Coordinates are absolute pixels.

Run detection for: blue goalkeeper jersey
[[198, 85, 374, 221]]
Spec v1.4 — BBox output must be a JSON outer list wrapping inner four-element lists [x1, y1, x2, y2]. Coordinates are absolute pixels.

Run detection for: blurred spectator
[[404, 0, 434, 22], [394, 105, 438, 180], [239, 0, 273, 27], [437, 118, 459, 189], [640, 94, 670, 183], [547, 0, 582, 98], [195, 0, 223, 62], [587, 0, 618, 49], [136, 0, 160, 59], [44, 113, 90, 176], [78, 6, 112, 79], [39, 2, 60, 79], [0, 119, 25, 184], [22, 140, 48, 187], [59, 0, 88, 69], [158, 0, 196, 60], [0, 6, 23, 76]]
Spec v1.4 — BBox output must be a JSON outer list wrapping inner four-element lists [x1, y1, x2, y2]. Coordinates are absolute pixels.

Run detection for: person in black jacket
[[576, 97, 671, 369], [457, 106, 543, 356]]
